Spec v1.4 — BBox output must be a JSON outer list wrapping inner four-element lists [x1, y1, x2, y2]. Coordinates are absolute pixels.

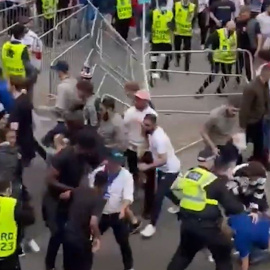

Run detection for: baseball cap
[[51, 60, 69, 72], [197, 147, 216, 162], [134, 90, 151, 101], [108, 149, 125, 164]]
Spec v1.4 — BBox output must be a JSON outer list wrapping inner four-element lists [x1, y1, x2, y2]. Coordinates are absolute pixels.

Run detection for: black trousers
[[150, 43, 172, 71], [150, 171, 179, 226], [167, 221, 233, 270], [99, 213, 133, 270], [198, 11, 208, 46], [0, 254, 21, 270], [236, 49, 255, 82], [174, 35, 192, 70], [114, 17, 131, 40], [200, 62, 233, 93], [43, 18, 54, 47], [63, 236, 93, 270], [246, 118, 265, 163]]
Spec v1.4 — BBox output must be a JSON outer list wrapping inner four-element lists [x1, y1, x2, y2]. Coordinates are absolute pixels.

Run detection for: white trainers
[[208, 254, 214, 262], [28, 239, 40, 253], [132, 36, 141, 42], [167, 206, 180, 214], [140, 224, 156, 238]]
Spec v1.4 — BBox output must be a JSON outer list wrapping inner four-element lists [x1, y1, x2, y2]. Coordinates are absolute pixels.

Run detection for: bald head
[[226, 20, 236, 31]]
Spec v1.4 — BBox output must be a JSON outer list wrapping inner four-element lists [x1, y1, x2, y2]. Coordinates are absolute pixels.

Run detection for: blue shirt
[[0, 80, 14, 113], [228, 213, 270, 258]]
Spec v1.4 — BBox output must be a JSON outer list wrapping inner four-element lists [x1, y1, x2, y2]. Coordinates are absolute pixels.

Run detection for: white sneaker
[[140, 224, 156, 238], [208, 254, 214, 262], [28, 239, 40, 253], [167, 206, 179, 214], [200, 44, 205, 50], [132, 36, 141, 42]]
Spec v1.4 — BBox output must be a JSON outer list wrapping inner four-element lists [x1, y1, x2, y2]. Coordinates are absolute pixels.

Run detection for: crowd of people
[[1, 1, 270, 270]]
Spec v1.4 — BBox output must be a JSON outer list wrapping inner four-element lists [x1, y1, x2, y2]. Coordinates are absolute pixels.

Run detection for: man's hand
[[216, 20, 222, 27], [59, 190, 71, 200], [92, 238, 101, 253], [254, 50, 259, 58], [48, 93, 57, 100], [212, 147, 220, 156], [249, 212, 259, 224], [138, 163, 151, 171], [119, 208, 126, 219]]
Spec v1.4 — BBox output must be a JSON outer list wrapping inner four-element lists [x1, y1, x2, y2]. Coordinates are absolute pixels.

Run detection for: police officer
[[195, 20, 237, 97], [168, 147, 244, 270], [114, 0, 133, 40], [173, 0, 196, 71], [147, 2, 174, 86], [0, 172, 35, 270]]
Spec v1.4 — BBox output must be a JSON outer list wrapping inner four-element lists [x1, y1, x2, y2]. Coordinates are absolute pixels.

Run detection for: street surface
[[19, 26, 270, 270]]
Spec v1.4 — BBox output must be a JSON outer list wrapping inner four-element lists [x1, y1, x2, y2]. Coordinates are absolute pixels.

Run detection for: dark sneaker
[[130, 220, 142, 235], [194, 88, 204, 99]]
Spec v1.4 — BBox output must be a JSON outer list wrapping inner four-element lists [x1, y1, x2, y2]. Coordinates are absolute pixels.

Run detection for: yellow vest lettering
[[42, 0, 58, 19], [171, 167, 218, 211], [117, 0, 132, 20], [174, 2, 195, 37], [0, 197, 18, 258], [2, 42, 27, 78], [213, 28, 237, 64], [152, 9, 173, 44]]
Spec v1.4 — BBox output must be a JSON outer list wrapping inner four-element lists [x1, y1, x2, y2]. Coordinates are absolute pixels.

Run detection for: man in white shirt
[[139, 114, 181, 238], [123, 89, 157, 186], [256, 6, 270, 46], [89, 149, 134, 270]]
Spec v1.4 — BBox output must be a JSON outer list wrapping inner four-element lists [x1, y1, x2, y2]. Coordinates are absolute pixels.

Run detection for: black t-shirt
[[65, 186, 105, 242], [236, 19, 261, 50], [51, 147, 86, 195], [210, 0, 235, 26], [8, 94, 35, 161]]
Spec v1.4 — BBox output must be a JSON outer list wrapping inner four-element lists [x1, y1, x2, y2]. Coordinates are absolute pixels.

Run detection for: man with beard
[[139, 113, 181, 238]]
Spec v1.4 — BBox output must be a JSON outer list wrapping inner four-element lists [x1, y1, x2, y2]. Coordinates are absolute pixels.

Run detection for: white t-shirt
[[124, 106, 158, 148], [11, 29, 43, 71], [233, 0, 245, 17], [198, 0, 209, 13], [88, 166, 134, 214], [256, 12, 270, 38], [148, 126, 181, 173]]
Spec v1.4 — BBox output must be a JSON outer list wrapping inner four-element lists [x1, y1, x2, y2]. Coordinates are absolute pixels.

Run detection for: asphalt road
[[18, 24, 270, 270]]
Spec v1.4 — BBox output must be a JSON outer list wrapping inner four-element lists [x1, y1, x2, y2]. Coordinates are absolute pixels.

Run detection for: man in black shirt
[[236, 6, 262, 82], [62, 171, 107, 270], [45, 129, 103, 270]]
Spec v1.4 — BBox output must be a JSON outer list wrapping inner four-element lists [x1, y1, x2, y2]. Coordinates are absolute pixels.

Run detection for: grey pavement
[[16, 26, 270, 270]]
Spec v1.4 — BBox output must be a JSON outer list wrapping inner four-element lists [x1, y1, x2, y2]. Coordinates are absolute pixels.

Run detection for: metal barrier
[[142, 49, 254, 153], [143, 49, 254, 93], [92, 10, 138, 82]]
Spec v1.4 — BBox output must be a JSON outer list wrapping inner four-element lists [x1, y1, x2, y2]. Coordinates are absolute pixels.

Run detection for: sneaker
[[130, 220, 142, 235], [132, 36, 141, 42], [194, 88, 204, 99], [200, 44, 205, 50], [28, 239, 40, 253], [18, 246, 26, 258], [140, 224, 156, 238], [168, 206, 180, 214], [208, 254, 214, 262]]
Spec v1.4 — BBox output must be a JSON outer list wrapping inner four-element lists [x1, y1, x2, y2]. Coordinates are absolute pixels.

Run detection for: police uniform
[[174, 1, 196, 71], [2, 41, 27, 78], [115, 0, 132, 40], [42, 0, 58, 47], [0, 196, 20, 270], [149, 8, 174, 84], [167, 148, 244, 270], [196, 27, 237, 95]]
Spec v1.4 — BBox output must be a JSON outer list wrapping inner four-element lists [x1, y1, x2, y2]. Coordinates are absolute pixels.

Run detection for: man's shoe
[[194, 87, 204, 99], [140, 224, 156, 238], [130, 220, 142, 235]]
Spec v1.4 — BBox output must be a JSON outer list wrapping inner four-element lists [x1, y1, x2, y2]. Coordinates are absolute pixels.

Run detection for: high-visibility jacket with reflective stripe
[[152, 9, 173, 44], [213, 28, 237, 64], [174, 2, 195, 37], [171, 167, 218, 211]]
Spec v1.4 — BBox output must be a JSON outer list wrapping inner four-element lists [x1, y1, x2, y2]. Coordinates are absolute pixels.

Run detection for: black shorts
[[151, 43, 172, 52], [125, 149, 138, 175]]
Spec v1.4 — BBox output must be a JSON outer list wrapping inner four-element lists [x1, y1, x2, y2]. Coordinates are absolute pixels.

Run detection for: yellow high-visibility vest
[[171, 167, 218, 211], [152, 9, 173, 44], [0, 197, 18, 258], [2, 41, 27, 78], [117, 0, 132, 20], [213, 28, 237, 64], [174, 2, 195, 37], [42, 0, 58, 20]]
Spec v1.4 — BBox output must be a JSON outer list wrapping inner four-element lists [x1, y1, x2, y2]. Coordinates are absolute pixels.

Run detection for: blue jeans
[[263, 118, 270, 151], [77, 4, 95, 38], [134, 9, 142, 37]]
